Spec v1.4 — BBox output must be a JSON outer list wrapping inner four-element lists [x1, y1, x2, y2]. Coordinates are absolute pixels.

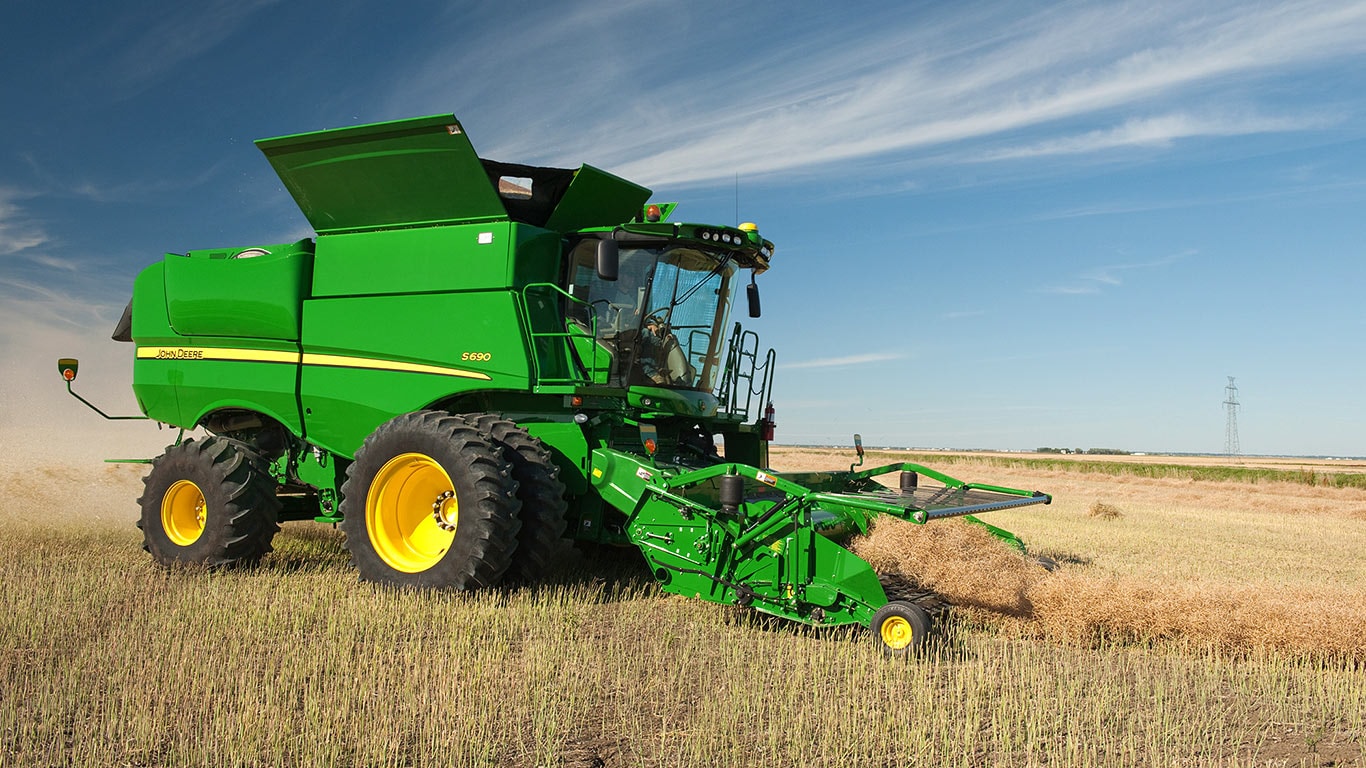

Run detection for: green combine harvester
[[60, 114, 1049, 654]]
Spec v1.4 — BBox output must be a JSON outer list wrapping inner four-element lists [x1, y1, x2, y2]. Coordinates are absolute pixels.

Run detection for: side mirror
[[851, 433, 865, 472], [596, 239, 619, 282], [58, 358, 79, 382], [746, 281, 761, 318]]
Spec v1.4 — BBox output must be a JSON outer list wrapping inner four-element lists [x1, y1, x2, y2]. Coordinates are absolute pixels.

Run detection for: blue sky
[[3, 0, 1366, 457]]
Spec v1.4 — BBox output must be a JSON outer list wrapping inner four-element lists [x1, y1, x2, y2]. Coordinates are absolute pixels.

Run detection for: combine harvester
[[60, 114, 1050, 654]]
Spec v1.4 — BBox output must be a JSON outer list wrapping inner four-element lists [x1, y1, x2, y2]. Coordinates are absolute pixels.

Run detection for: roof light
[[739, 222, 757, 232], [645, 204, 662, 223]]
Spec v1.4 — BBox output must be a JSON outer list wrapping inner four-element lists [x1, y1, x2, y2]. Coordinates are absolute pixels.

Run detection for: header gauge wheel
[[871, 601, 932, 656]]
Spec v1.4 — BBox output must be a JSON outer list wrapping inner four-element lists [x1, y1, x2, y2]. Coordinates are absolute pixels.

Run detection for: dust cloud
[[0, 300, 169, 526]]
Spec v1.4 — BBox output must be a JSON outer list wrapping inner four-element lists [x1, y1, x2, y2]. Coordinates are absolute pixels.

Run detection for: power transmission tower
[[1223, 376, 1240, 456]]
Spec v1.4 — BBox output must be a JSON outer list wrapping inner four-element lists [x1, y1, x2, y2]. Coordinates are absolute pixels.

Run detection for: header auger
[[63, 114, 1049, 654]]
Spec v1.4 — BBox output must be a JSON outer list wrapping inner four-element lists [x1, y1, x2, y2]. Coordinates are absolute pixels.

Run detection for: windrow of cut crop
[[849, 518, 1366, 660]]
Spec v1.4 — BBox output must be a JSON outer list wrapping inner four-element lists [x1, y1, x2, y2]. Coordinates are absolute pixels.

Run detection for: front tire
[[340, 411, 521, 589], [460, 414, 569, 582], [138, 437, 281, 568]]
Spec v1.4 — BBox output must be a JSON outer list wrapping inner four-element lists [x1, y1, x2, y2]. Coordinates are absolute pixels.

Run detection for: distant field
[[1, 448, 1362, 766], [784, 445, 1366, 483]]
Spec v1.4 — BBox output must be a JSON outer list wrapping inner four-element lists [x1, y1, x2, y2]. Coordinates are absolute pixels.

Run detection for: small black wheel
[[339, 411, 521, 589], [459, 414, 570, 582], [138, 437, 281, 568], [870, 600, 932, 655]]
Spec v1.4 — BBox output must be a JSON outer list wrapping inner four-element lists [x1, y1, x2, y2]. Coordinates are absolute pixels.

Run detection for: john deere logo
[[154, 348, 205, 360]]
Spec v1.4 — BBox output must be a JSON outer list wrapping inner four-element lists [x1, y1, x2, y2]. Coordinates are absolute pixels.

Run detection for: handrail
[[519, 282, 607, 386], [715, 322, 774, 423]]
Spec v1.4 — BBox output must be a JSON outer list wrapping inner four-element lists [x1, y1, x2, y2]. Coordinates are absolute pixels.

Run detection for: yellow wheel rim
[[367, 453, 458, 573], [162, 479, 207, 546], [880, 615, 914, 651]]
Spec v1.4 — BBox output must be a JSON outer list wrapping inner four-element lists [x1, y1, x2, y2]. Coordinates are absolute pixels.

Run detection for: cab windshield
[[567, 240, 737, 391]]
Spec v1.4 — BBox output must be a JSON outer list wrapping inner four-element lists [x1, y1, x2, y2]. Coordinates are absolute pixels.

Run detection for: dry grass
[[850, 517, 1366, 659], [1088, 500, 1124, 519], [0, 450, 1363, 766]]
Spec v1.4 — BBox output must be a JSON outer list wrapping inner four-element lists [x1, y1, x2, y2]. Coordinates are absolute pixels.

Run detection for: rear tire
[[340, 411, 521, 589], [138, 437, 281, 568], [871, 600, 932, 656], [460, 414, 570, 582]]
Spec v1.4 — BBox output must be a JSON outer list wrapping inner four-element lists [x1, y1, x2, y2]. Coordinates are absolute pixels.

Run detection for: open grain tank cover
[[256, 114, 508, 234]]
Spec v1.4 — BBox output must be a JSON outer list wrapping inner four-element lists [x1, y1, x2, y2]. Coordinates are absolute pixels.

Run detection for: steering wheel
[[644, 307, 673, 334]]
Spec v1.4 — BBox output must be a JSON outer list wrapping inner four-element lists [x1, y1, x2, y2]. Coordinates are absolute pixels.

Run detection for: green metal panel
[[164, 241, 313, 339], [129, 262, 179, 424], [510, 224, 563, 288], [256, 114, 507, 234], [627, 386, 719, 418], [299, 291, 532, 456], [521, 421, 592, 494], [310, 222, 513, 297], [142, 337, 304, 434], [296, 365, 492, 457], [130, 257, 306, 433], [543, 165, 651, 233]]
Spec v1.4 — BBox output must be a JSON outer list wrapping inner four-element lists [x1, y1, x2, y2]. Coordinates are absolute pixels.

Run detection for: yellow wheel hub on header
[[879, 615, 914, 651], [367, 453, 458, 573], [162, 479, 207, 546]]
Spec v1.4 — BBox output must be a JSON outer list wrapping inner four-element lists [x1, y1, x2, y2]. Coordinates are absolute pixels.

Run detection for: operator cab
[[566, 238, 739, 391]]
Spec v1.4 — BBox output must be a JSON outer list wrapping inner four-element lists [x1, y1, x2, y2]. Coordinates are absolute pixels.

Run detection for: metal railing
[[715, 322, 774, 422], [520, 283, 607, 386]]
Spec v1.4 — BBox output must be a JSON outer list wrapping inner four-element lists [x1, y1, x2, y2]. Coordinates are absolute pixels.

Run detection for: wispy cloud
[[395, 0, 1366, 188], [782, 352, 905, 370], [1036, 177, 1366, 221], [0, 189, 48, 257], [98, 0, 281, 98], [1041, 250, 1194, 295], [970, 111, 1338, 162], [0, 276, 123, 330]]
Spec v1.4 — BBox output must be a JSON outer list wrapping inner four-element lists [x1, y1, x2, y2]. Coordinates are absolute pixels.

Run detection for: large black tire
[[138, 437, 281, 568], [460, 414, 570, 582], [339, 411, 521, 589]]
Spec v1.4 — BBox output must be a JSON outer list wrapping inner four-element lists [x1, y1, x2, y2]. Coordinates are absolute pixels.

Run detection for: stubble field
[[1, 446, 1362, 767]]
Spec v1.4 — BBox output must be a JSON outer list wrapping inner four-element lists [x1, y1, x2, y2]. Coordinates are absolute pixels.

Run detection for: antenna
[[734, 172, 739, 226], [1223, 376, 1240, 456]]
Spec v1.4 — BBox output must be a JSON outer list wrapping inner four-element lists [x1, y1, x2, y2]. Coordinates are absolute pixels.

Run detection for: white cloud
[[0, 190, 48, 256], [782, 352, 905, 370], [1042, 249, 1194, 295], [971, 111, 1338, 161], [395, 0, 1366, 188], [101, 0, 282, 97]]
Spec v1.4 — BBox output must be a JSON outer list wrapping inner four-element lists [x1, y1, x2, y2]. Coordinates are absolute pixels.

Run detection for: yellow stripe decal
[[301, 353, 492, 380], [137, 347, 492, 381]]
